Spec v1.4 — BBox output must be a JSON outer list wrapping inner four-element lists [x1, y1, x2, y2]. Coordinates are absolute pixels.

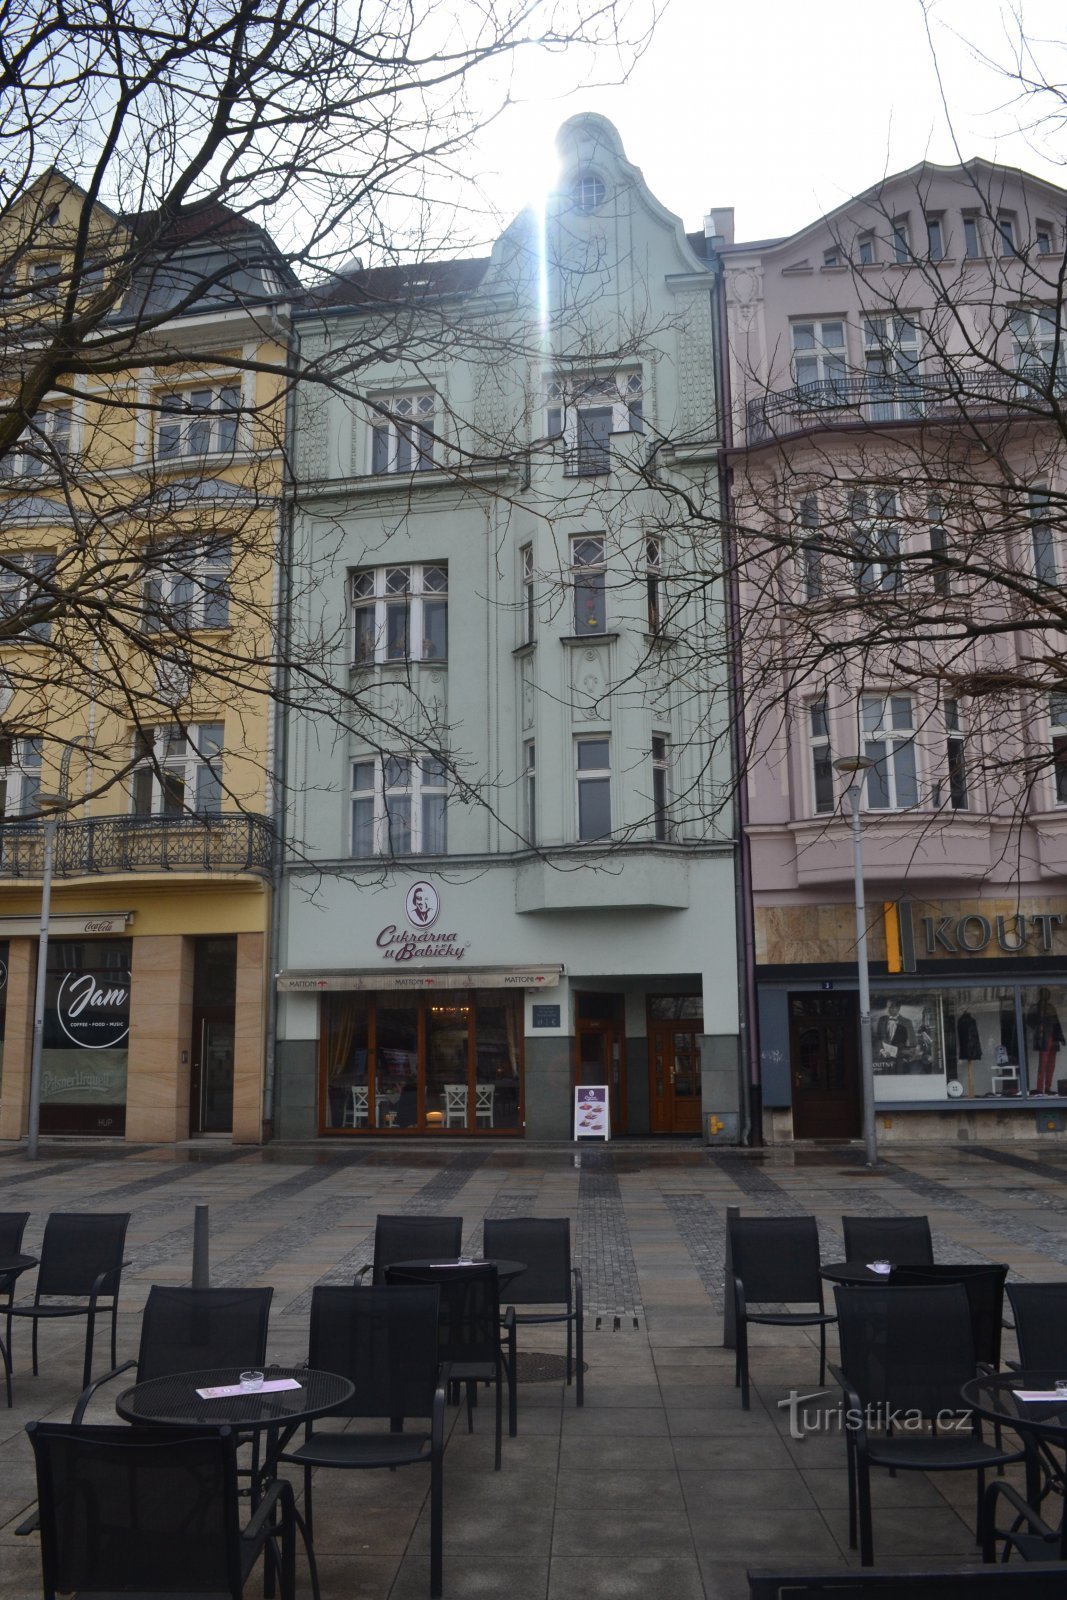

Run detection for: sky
[[467, 0, 1067, 245]]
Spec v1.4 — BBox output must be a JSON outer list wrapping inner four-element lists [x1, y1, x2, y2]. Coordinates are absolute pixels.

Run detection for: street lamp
[[26, 791, 67, 1161], [833, 755, 878, 1167]]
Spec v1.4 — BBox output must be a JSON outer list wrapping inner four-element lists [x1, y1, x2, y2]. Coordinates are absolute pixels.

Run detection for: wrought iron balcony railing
[[0, 812, 273, 879], [745, 367, 1063, 443], [561, 446, 611, 478]]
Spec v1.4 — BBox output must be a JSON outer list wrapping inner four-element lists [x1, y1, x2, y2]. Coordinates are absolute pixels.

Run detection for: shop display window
[[870, 986, 1024, 1102], [1022, 986, 1067, 1096]]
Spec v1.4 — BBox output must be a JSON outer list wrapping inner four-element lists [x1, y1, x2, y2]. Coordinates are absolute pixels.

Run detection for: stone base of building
[[761, 1105, 1067, 1144]]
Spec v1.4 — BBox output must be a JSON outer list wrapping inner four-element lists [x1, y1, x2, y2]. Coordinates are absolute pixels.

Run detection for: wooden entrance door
[[789, 991, 861, 1139], [648, 995, 704, 1133], [575, 993, 626, 1134]]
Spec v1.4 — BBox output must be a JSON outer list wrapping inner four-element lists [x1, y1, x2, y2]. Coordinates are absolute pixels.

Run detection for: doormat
[[516, 1352, 588, 1383]]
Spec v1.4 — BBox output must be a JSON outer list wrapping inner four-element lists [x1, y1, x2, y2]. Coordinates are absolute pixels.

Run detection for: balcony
[[0, 812, 272, 879], [561, 445, 611, 478], [745, 368, 1060, 444]]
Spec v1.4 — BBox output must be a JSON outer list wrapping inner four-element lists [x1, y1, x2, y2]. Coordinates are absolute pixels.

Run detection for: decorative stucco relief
[[571, 647, 608, 719], [674, 290, 717, 439]]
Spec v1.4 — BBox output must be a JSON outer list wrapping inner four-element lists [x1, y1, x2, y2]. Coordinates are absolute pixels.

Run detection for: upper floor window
[[856, 233, 875, 266], [131, 723, 223, 816], [524, 740, 536, 846], [143, 538, 230, 632], [651, 734, 670, 840], [0, 735, 41, 818], [925, 215, 944, 263], [350, 753, 447, 856], [1036, 222, 1054, 256], [30, 260, 62, 299], [575, 737, 611, 841], [0, 550, 56, 642], [791, 320, 846, 390], [928, 496, 951, 598], [892, 217, 909, 264], [863, 317, 921, 419], [823, 248, 840, 268], [798, 494, 822, 601], [645, 537, 663, 632], [0, 405, 72, 479], [850, 488, 900, 593], [1029, 489, 1058, 584], [158, 384, 240, 460], [370, 392, 435, 473], [351, 563, 447, 665], [1011, 307, 1062, 381], [521, 545, 535, 644], [808, 699, 834, 814], [861, 693, 919, 810], [571, 535, 606, 634], [944, 699, 969, 811], [963, 214, 981, 259], [547, 374, 642, 477], [997, 213, 1017, 256], [572, 173, 607, 214], [1052, 694, 1067, 805]]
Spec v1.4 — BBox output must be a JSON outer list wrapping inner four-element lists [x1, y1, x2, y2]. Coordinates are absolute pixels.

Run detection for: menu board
[[574, 1085, 610, 1141]]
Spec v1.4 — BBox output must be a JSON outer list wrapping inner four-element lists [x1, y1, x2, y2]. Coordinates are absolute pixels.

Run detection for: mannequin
[[1028, 989, 1065, 1095], [956, 1009, 981, 1097]]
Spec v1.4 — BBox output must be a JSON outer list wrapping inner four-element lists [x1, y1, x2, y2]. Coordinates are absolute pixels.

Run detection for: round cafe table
[[819, 1260, 898, 1287], [0, 1255, 37, 1405], [387, 1257, 527, 1291]]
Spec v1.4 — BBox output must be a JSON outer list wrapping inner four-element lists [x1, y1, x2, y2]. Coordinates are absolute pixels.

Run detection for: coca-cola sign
[[56, 970, 131, 1049]]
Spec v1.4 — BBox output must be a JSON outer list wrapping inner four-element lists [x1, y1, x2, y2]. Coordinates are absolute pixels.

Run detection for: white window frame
[[651, 734, 670, 840], [1011, 308, 1062, 382], [523, 740, 536, 846], [30, 260, 62, 299], [157, 383, 241, 460], [808, 699, 834, 815], [997, 212, 1018, 256], [892, 216, 909, 264], [0, 735, 42, 819], [1052, 694, 1067, 807], [350, 563, 448, 665], [850, 488, 901, 593], [1029, 487, 1059, 585], [791, 320, 847, 391], [1036, 221, 1054, 256], [943, 699, 969, 812], [863, 317, 921, 419], [571, 534, 607, 635], [928, 496, 951, 598], [645, 537, 663, 632], [0, 405, 72, 479], [130, 723, 224, 817], [925, 214, 944, 263], [350, 754, 447, 857], [547, 373, 643, 476], [798, 493, 822, 601], [861, 693, 920, 811], [521, 544, 535, 644], [575, 736, 611, 842], [369, 392, 436, 474], [0, 550, 56, 641], [143, 537, 231, 632], [856, 233, 875, 266]]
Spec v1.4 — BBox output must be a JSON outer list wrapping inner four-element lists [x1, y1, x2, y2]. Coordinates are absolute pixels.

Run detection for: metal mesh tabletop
[[963, 1371, 1067, 1443], [0, 1254, 38, 1277], [115, 1365, 352, 1429], [395, 1257, 527, 1289]]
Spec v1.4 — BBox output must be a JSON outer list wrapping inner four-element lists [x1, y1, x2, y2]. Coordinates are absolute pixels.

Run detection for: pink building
[[720, 160, 1067, 1143]]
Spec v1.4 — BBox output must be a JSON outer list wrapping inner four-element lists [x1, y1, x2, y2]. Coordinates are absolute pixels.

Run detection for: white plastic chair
[[342, 1085, 370, 1128], [444, 1084, 468, 1127], [475, 1085, 495, 1127]]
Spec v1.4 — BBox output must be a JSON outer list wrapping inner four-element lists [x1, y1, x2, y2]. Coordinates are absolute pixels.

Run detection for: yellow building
[[0, 172, 293, 1143]]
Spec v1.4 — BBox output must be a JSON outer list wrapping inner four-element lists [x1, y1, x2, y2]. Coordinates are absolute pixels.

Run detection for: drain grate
[[516, 1352, 588, 1383]]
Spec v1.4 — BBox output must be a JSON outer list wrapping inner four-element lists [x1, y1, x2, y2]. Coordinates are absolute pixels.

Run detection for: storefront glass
[[39, 937, 130, 1134], [321, 989, 523, 1132], [870, 985, 1023, 1102]]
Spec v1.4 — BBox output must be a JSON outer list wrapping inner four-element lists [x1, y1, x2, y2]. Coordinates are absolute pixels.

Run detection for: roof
[[306, 256, 491, 311]]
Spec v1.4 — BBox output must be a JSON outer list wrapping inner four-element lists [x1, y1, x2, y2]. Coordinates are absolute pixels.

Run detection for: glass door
[[190, 936, 236, 1135]]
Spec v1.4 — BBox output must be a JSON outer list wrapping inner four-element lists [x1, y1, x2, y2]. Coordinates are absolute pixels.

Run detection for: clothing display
[[956, 1011, 982, 1061], [1028, 995, 1065, 1095]]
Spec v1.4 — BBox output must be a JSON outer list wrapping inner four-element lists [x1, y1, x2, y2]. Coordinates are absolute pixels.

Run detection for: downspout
[[712, 256, 761, 1146], [262, 313, 299, 1140]]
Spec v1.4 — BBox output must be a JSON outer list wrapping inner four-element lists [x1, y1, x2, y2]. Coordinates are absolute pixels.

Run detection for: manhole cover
[[516, 1351, 588, 1383]]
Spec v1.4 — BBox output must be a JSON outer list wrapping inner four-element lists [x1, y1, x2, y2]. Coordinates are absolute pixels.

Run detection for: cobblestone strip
[[576, 1151, 643, 1317], [820, 1181, 989, 1265], [705, 1151, 846, 1263], [663, 1192, 726, 1309], [882, 1161, 1067, 1270], [211, 1195, 366, 1287]]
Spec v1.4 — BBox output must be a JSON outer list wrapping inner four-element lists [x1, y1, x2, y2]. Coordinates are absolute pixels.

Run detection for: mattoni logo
[[405, 882, 440, 929], [56, 970, 131, 1050]]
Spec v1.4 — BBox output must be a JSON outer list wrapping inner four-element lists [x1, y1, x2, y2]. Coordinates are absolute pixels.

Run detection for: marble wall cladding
[[233, 931, 267, 1144], [757, 897, 1067, 968], [126, 934, 194, 1142], [0, 938, 36, 1140]]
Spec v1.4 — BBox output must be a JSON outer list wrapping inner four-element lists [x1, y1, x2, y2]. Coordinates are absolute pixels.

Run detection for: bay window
[[351, 564, 447, 664], [351, 754, 447, 856], [861, 693, 919, 810], [158, 384, 241, 459]]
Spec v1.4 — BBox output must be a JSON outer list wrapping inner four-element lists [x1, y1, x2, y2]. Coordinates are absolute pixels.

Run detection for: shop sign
[[922, 913, 1063, 956], [55, 969, 131, 1049], [377, 882, 469, 963], [532, 1004, 561, 1028]]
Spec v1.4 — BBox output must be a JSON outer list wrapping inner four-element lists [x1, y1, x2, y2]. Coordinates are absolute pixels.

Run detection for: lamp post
[[833, 756, 878, 1167], [26, 791, 67, 1161]]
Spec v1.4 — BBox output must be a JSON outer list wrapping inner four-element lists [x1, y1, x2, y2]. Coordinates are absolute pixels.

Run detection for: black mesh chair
[[832, 1283, 1025, 1566], [71, 1285, 274, 1422], [356, 1214, 464, 1285], [0, 1211, 29, 1407], [750, 1569, 1067, 1597], [483, 1216, 584, 1413], [386, 1260, 516, 1470], [841, 1215, 934, 1265], [889, 1264, 1008, 1368], [983, 1472, 1067, 1565], [729, 1215, 836, 1410], [8, 1212, 130, 1387], [27, 1420, 296, 1600], [278, 1285, 446, 1598], [1006, 1283, 1067, 1368]]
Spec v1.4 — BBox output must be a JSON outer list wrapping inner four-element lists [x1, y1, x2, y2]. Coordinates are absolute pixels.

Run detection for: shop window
[[861, 693, 919, 809], [130, 722, 223, 816], [157, 384, 241, 459], [651, 734, 670, 840], [1023, 986, 1067, 1095], [370, 392, 435, 473], [547, 373, 642, 477], [0, 735, 42, 818], [142, 537, 230, 631], [39, 937, 130, 1135], [808, 699, 834, 814], [351, 563, 447, 665], [0, 551, 56, 641], [350, 753, 447, 857], [571, 535, 606, 634], [575, 736, 611, 841], [871, 987, 1021, 1103]]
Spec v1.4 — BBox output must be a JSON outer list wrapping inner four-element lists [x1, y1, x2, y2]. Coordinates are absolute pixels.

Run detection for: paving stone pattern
[[2, 1137, 1067, 1599]]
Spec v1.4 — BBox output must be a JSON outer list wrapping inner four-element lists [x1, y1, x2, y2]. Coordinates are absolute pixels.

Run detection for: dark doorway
[[789, 991, 861, 1139], [190, 936, 236, 1135], [575, 992, 626, 1134]]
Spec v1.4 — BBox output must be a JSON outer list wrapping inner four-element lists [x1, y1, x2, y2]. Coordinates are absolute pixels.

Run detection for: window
[[651, 734, 670, 840], [157, 385, 240, 459], [928, 497, 951, 598], [576, 737, 611, 841], [645, 537, 662, 631], [351, 564, 447, 664], [350, 754, 447, 856], [863, 317, 921, 419], [944, 699, 968, 811], [823, 248, 840, 268], [926, 216, 944, 262], [143, 538, 230, 631], [521, 545, 535, 644], [799, 494, 822, 601], [0, 736, 42, 818], [0, 406, 72, 479], [791, 320, 847, 392], [1029, 489, 1058, 584], [850, 488, 900, 592], [1052, 694, 1067, 805], [30, 260, 62, 299], [892, 217, 909, 264], [131, 723, 223, 816], [573, 173, 606, 213], [963, 215, 981, 259], [370, 392, 435, 473], [857, 233, 875, 266], [572, 535, 606, 634], [997, 213, 1017, 256], [1011, 307, 1063, 382], [524, 740, 536, 846], [0, 551, 56, 641], [809, 700, 834, 814], [1036, 222, 1054, 256], [547, 373, 642, 477], [861, 693, 919, 810]]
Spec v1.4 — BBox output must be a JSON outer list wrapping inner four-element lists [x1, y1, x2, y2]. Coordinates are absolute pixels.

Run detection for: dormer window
[[572, 173, 606, 214]]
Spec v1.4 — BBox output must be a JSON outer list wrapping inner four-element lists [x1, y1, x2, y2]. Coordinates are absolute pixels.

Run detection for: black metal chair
[[0, 1211, 29, 1407], [71, 1284, 274, 1421], [386, 1260, 516, 1470], [8, 1211, 130, 1387], [277, 1285, 446, 1598], [729, 1215, 836, 1410], [483, 1216, 584, 1413], [841, 1214, 934, 1264], [983, 1473, 1067, 1565], [832, 1283, 1026, 1566], [750, 1568, 1067, 1597], [889, 1263, 1008, 1368], [27, 1420, 296, 1600], [1006, 1282, 1067, 1368], [356, 1213, 463, 1284]]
